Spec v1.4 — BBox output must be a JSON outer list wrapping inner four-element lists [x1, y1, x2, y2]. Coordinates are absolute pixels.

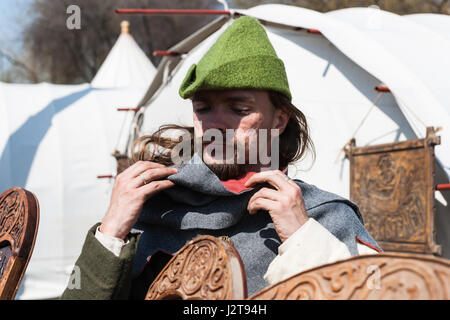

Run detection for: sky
[[0, 0, 34, 52], [0, 0, 34, 78], [0, 0, 228, 50]]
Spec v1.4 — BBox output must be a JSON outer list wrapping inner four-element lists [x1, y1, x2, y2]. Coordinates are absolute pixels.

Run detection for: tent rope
[[335, 91, 384, 163], [395, 95, 429, 130]]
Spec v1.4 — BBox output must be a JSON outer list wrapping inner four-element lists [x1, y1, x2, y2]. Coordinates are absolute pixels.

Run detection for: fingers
[[247, 187, 282, 214], [247, 197, 278, 215], [246, 173, 304, 216], [123, 160, 167, 179], [139, 179, 176, 200], [131, 167, 178, 188], [244, 170, 291, 191], [250, 187, 280, 202], [286, 177, 298, 187]]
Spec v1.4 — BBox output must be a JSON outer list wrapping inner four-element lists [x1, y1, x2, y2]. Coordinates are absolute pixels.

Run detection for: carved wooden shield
[[145, 235, 247, 300], [248, 253, 450, 300], [0, 187, 40, 299], [346, 127, 441, 255]]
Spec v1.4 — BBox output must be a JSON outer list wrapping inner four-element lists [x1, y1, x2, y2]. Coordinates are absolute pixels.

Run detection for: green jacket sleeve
[[60, 223, 141, 300]]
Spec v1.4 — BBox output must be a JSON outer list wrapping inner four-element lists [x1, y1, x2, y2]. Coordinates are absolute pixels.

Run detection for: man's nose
[[202, 114, 229, 133]]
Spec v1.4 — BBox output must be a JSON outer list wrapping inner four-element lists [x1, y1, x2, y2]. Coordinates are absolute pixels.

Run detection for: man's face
[[192, 89, 288, 179]]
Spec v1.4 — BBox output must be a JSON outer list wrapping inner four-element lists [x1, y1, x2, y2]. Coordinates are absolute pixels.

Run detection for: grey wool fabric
[[61, 152, 381, 299], [132, 152, 381, 296]]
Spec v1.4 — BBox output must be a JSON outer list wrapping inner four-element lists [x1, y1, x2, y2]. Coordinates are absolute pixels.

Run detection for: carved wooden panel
[[146, 235, 247, 300], [0, 187, 40, 300], [346, 127, 441, 255], [249, 253, 450, 300]]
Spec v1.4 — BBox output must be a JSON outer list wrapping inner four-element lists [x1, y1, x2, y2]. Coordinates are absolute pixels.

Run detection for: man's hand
[[99, 161, 178, 240], [244, 170, 309, 243]]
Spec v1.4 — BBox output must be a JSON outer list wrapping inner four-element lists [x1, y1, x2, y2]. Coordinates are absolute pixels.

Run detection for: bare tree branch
[[19, 0, 217, 84], [7, 0, 447, 83], [0, 49, 40, 82]]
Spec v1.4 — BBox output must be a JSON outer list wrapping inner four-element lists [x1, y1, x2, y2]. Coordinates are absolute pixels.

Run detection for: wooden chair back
[[146, 235, 247, 300], [147, 235, 450, 300], [0, 187, 40, 299], [248, 252, 450, 300]]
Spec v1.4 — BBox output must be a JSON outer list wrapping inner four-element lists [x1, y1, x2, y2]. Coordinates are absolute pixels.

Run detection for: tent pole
[[116, 9, 232, 16], [436, 184, 450, 191], [153, 51, 182, 57], [375, 85, 391, 92], [117, 107, 141, 112]]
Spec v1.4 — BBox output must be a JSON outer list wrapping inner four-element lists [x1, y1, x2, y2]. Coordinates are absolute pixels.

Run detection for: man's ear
[[272, 108, 289, 136]]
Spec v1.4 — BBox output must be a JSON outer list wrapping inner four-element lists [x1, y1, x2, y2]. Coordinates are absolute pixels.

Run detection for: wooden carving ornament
[[147, 235, 450, 300], [248, 253, 450, 300], [346, 127, 442, 255], [0, 187, 40, 299], [145, 235, 247, 300]]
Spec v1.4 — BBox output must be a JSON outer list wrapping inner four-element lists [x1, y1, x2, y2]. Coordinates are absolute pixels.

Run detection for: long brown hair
[[131, 90, 315, 170]]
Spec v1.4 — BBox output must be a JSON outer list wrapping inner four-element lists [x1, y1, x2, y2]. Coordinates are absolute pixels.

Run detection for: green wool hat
[[178, 16, 292, 101]]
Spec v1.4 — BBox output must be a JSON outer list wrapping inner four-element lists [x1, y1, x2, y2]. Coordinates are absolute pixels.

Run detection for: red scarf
[[220, 167, 288, 193]]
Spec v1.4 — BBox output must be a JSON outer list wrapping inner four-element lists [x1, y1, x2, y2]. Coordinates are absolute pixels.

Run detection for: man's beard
[[202, 140, 247, 180], [205, 162, 246, 180]]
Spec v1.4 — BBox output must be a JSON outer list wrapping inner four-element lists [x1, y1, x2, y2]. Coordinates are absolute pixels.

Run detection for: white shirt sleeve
[[94, 226, 129, 257], [264, 218, 379, 285]]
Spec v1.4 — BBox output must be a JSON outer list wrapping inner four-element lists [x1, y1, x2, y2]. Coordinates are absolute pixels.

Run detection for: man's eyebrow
[[224, 95, 256, 103], [192, 94, 256, 103], [192, 94, 209, 103]]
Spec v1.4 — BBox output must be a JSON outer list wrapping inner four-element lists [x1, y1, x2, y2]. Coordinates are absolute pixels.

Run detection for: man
[[62, 16, 381, 300]]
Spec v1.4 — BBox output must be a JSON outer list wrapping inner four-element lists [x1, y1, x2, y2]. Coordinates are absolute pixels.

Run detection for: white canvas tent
[[0, 83, 143, 299], [134, 5, 450, 257], [1, 5, 449, 299], [91, 21, 157, 89], [0, 22, 155, 299]]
